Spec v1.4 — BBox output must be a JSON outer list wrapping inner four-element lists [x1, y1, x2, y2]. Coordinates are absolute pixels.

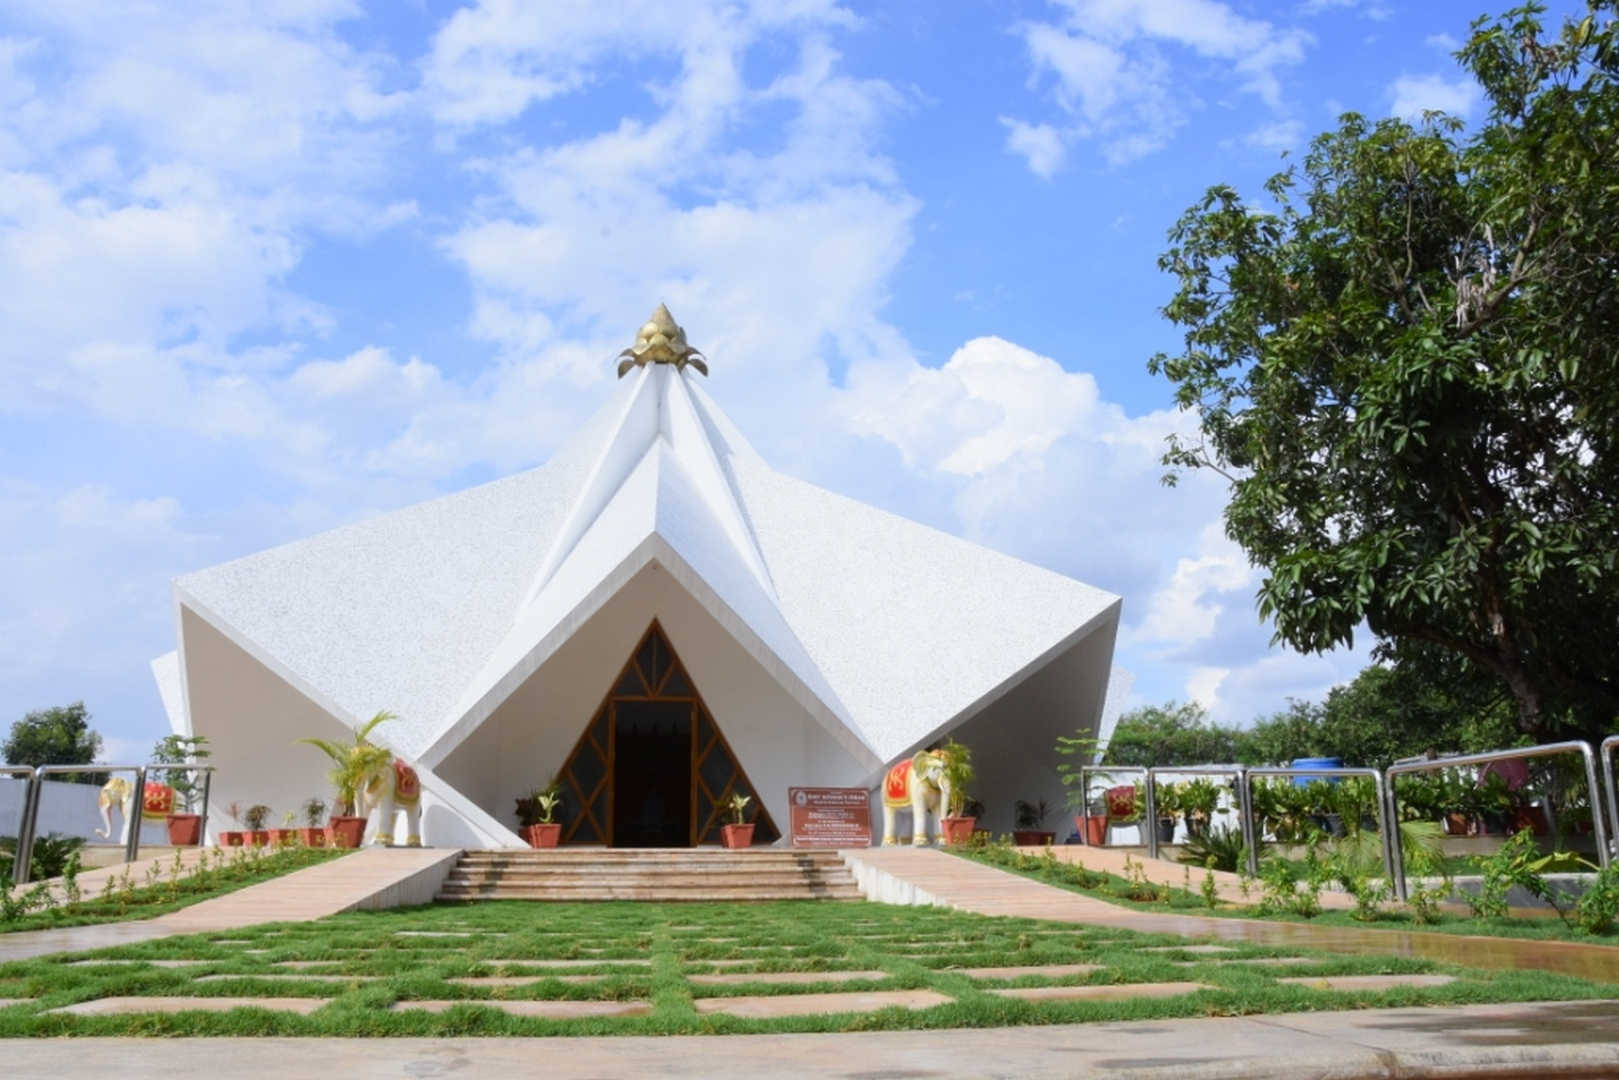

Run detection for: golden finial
[[617, 304, 708, 378]]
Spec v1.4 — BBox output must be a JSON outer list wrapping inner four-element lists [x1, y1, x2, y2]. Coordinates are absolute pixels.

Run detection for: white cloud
[[1004, 0, 1312, 172], [1389, 72, 1479, 120], [1425, 32, 1460, 51], [1244, 119, 1303, 152]]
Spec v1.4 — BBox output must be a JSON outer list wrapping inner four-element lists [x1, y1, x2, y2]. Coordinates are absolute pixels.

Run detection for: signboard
[[788, 787, 873, 848]]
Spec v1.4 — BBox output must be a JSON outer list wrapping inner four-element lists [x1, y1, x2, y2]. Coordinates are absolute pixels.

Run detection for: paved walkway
[[0, 847, 456, 962], [844, 847, 1619, 982], [4, 999, 1616, 1077]]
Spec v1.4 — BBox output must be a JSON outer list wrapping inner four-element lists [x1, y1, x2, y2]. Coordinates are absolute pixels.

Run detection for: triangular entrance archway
[[554, 620, 780, 846]]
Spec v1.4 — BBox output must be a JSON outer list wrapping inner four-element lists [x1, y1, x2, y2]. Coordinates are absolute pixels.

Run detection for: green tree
[[1150, 2, 1619, 743], [150, 734, 211, 813], [1102, 701, 1241, 767], [3, 702, 102, 781]]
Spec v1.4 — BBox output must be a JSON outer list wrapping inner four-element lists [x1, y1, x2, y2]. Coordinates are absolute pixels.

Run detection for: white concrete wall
[[0, 777, 167, 846], [435, 560, 871, 841]]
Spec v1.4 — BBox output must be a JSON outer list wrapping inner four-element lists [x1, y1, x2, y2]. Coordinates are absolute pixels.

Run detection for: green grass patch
[[957, 845, 1619, 946], [1, 846, 348, 934], [0, 897, 1612, 1036]]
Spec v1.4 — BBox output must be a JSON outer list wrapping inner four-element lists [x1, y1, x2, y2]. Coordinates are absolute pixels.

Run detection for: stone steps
[[435, 848, 862, 903]]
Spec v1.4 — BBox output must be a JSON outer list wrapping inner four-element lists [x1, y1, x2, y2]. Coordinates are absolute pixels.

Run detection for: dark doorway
[[611, 700, 692, 847]]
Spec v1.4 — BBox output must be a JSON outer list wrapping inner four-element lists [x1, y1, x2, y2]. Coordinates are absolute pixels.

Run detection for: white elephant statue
[[97, 779, 175, 844], [881, 749, 953, 846], [360, 758, 422, 846]]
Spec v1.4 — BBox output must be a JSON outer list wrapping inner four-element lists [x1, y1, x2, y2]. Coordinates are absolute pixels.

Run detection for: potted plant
[[937, 738, 977, 844], [1053, 731, 1107, 844], [720, 793, 755, 849], [151, 734, 210, 846], [220, 801, 245, 847], [1152, 780, 1180, 844], [1012, 799, 1055, 846], [1303, 779, 1344, 837], [1082, 794, 1109, 845], [1179, 778, 1220, 840], [243, 804, 272, 846], [298, 710, 396, 849], [515, 784, 564, 848], [1438, 770, 1474, 836], [274, 811, 299, 846], [299, 798, 328, 847]]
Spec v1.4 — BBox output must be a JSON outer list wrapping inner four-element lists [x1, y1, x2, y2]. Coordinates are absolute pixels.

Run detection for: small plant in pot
[[938, 738, 977, 844], [220, 802, 245, 847], [720, 793, 755, 849], [300, 798, 328, 847], [151, 734, 210, 846], [1179, 778, 1220, 840], [1082, 794, 1109, 845], [274, 811, 299, 846], [1152, 780, 1180, 844], [1012, 799, 1055, 846], [516, 784, 563, 848], [243, 804, 272, 846]]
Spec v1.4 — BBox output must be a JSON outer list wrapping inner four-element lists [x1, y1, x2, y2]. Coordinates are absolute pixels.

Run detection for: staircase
[[435, 848, 864, 902]]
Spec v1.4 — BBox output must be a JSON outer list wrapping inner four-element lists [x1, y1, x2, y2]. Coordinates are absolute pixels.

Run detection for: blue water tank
[[1290, 757, 1343, 787]]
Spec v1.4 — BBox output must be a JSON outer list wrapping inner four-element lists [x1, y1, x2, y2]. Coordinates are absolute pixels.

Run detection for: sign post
[[788, 787, 873, 848]]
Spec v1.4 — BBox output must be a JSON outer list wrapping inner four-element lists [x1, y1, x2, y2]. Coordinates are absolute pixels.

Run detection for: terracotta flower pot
[[1012, 830, 1055, 846], [523, 823, 562, 848], [1083, 815, 1107, 846], [1443, 813, 1472, 837], [166, 813, 203, 846], [299, 827, 327, 847], [326, 817, 367, 849], [720, 823, 755, 849], [270, 828, 297, 846], [248, 830, 272, 846], [220, 831, 245, 847], [940, 816, 976, 845]]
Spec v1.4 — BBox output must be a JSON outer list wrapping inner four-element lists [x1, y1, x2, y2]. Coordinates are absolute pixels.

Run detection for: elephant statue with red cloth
[[97, 778, 175, 845], [360, 758, 422, 846], [881, 749, 953, 846]]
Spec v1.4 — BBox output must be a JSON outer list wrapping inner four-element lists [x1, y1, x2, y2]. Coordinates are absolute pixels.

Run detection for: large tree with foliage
[[3, 702, 102, 777], [1151, 2, 1619, 742], [1100, 701, 1240, 767]]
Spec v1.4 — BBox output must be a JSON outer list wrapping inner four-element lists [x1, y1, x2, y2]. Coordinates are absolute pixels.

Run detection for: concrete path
[[844, 847, 1619, 982], [4, 998, 1616, 1078], [0, 847, 458, 962]]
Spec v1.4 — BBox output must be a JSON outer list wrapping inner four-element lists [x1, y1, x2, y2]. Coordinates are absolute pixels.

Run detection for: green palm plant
[[297, 711, 396, 817]]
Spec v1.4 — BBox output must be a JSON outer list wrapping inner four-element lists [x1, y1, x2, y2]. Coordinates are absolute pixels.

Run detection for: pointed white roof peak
[[172, 310, 1121, 771]]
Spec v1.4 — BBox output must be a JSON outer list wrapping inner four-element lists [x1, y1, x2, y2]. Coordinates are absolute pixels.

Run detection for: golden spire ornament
[[616, 303, 708, 378]]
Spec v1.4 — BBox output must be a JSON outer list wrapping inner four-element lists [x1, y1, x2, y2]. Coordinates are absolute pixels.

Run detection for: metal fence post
[[6, 766, 39, 887], [1143, 767, 1159, 861], [1601, 735, 1618, 857], [123, 766, 146, 864], [1242, 769, 1260, 878]]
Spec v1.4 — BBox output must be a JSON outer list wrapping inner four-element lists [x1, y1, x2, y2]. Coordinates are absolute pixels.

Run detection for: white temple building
[[150, 308, 1128, 847]]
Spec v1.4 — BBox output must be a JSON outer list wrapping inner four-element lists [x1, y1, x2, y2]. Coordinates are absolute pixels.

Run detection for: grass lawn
[[0, 898, 1612, 1036], [1, 847, 348, 934], [958, 846, 1619, 946]]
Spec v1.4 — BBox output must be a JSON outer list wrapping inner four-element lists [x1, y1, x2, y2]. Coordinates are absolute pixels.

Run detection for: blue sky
[[1, 0, 1578, 763]]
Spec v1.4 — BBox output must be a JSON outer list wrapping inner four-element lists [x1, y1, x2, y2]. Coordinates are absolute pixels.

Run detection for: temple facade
[[151, 308, 1128, 847]]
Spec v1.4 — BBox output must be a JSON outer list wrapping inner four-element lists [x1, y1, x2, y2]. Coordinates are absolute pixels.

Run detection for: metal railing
[[21, 765, 146, 883], [1602, 735, 1619, 853], [1386, 741, 1610, 902], [1144, 765, 1250, 862], [4, 766, 38, 887], [1075, 766, 1146, 848], [1242, 766, 1393, 887]]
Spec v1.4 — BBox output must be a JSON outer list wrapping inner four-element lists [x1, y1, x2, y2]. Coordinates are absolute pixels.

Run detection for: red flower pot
[[1082, 815, 1108, 846], [1012, 830, 1055, 846], [720, 823, 755, 849], [248, 830, 272, 846], [166, 814, 203, 846], [940, 816, 976, 845], [220, 831, 245, 847], [1443, 813, 1472, 837], [270, 828, 297, 846], [326, 817, 366, 849], [522, 823, 562, 848], [299, 827, 327, 847]]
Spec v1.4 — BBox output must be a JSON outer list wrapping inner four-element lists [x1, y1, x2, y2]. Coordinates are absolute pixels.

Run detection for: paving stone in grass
[[480, 959, 648, 969], [1278, 974, 1458, 991], [194, 973, 377, 984], [693, 989, 953, 1018], [955, 963, 1105, 980], [210, 939, 252, 945], [0, 999, 34, 1008], [273, 961, 344, 970], [991, 982, 1212, 1003], [689, 969, 889, 986], [66, 959, 211, 968], [390, 999, 651, 1018], [448, 976, 606, 987], [1140, 945, 1235, 955], [394, 931, 479, 938], [47, 996, 327, 1016], [1176, 957, 1315, 968]]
